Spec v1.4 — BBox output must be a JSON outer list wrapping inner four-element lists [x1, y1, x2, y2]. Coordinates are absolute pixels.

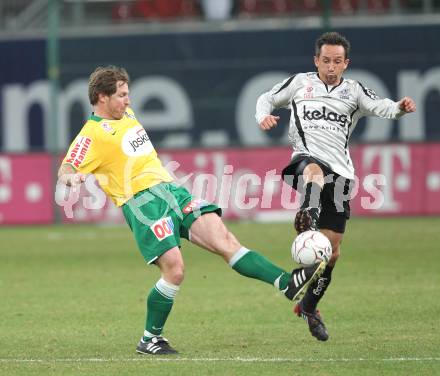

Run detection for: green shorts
[[122, 182, 221, 264]]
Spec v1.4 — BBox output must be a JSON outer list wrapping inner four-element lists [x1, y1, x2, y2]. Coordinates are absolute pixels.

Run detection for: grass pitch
[[1, 218, 439, 375]]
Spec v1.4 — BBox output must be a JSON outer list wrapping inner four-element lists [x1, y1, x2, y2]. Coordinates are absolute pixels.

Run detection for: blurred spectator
[[113, 0, 201, 21], [367, 0, 391, 12], [112, 0, 437, 23], [240, 0, 294, 17], [133, 0, 183, 19], [134, 0, 185, 19]]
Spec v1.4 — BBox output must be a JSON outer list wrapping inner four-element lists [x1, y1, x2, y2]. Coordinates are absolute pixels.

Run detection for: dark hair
[[315, 32, 351, 59], [88, 65, 130, 105]]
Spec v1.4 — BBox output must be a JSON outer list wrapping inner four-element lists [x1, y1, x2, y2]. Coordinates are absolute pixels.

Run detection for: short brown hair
[[315, 32, 351, 59], [88, 65, 130, 105]]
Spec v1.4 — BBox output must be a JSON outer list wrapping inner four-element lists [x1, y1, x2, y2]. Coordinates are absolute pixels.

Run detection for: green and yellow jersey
[[62, 108, 173, 206]]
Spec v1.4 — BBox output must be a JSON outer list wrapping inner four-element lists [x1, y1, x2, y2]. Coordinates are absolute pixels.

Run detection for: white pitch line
[[0, 357, 439, 364]]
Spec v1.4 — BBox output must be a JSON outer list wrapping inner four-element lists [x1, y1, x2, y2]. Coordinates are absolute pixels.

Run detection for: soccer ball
[[291, 231, 332, 266]]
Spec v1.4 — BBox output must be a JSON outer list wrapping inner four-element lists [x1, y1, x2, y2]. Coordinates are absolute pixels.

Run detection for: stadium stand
[[0, 0, 439, 31]]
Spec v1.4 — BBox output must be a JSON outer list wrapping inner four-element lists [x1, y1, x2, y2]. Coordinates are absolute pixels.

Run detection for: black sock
[[302, 264, 334, 313], [300, 182, 322, 209]]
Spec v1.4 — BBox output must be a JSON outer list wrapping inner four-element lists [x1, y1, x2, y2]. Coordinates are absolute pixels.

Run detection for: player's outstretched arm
[[259, 115, 280, 131], [398, 96, 416, 113], [58, 163, 87, 187]]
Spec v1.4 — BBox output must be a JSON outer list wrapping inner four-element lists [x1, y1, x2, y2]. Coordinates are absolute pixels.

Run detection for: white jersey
[[255, 72, 405, 179]]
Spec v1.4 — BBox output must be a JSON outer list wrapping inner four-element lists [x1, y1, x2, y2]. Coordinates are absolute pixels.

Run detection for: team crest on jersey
[[65, 136, 92, 168], [101, 122, 116, 135], [150, 217, 174, 241], [121, 125, 154, 156], [339, 88, 350, 100], [304, 86, 314, 99]]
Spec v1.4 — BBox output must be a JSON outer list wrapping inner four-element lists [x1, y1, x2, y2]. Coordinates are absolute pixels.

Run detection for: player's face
[[314, 45, 349, 86], [101, 81, 130, 120]]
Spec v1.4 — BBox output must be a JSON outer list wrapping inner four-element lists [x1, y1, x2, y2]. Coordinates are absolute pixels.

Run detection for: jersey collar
[[316, 72, 345, 93], [89, 113, 103, 122]]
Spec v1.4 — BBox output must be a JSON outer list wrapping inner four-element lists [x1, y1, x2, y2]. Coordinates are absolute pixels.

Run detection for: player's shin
[[301, 264, 333, 313], [144, 278, 179, 340], [229, 247, 291, 291], [295, 182, 323, 233], [300, 181, 322, 210]]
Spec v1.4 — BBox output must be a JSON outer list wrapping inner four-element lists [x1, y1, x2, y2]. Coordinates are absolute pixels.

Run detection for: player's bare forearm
[[58, 163, 86, 186]]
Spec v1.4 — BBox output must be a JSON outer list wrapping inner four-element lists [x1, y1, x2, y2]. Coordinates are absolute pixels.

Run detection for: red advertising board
[[56, 143, 440, 222], [162, 144, 440, 218], [351, 144, 440, 215], [2, 144, 440, 224], [0, 154, 53, 224]]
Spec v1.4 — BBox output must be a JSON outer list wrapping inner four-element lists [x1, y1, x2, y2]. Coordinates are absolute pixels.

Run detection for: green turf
[[1, 218, 439, 375]]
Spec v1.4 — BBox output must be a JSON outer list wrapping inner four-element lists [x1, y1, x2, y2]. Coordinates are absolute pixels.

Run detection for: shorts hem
[[181, 207, 222, 232], [318, 211, 348, 234], [144, 244, 178, 264]]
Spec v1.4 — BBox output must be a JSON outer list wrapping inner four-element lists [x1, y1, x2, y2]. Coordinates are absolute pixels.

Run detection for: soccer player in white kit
[[256, 32, 416, 341]]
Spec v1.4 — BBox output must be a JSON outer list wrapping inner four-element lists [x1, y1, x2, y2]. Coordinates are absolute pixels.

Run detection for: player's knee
[[303, 163, 325, 185], [161, 259, 185, 285], [167, 265, 185, 285], [304, 163, 323, 175]]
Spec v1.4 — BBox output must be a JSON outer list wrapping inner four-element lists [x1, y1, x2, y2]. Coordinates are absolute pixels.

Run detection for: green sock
[[144, 278, 179, 340], [229, 248, 291, 291]]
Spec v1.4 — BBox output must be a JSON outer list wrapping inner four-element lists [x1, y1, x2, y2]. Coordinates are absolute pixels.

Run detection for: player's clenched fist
[[58, 163, 87, 187], [398, 97, 416, 113], [259, 115, 280, 131], [71, 173, 87, 186], [60, 173, 87, 187]]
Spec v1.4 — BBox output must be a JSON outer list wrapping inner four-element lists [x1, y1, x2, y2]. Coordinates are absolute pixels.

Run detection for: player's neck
[[93, 107, 113, 120]]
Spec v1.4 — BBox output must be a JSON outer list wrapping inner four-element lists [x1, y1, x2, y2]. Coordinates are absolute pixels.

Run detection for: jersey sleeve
[[62, 128, 101, 174], [255, 74, 297, 124], [356, 82, 405, 119]]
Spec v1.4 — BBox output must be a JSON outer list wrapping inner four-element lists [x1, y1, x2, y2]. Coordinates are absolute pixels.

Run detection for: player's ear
[[98, 92, 107, 103], [344, 58, 350, 69], [314, 55, 319, 68]]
